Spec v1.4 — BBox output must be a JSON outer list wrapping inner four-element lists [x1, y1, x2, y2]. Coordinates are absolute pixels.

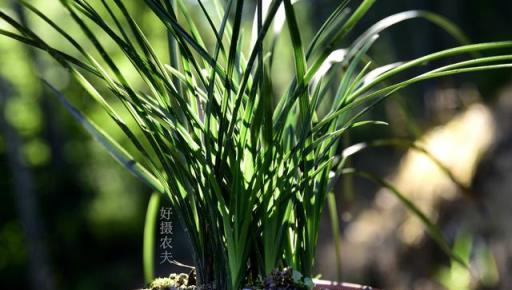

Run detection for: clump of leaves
[[1, 0, 511, 290]]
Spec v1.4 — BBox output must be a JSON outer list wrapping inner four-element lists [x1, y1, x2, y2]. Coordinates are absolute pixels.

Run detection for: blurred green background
[[0, 1, 511, 289]]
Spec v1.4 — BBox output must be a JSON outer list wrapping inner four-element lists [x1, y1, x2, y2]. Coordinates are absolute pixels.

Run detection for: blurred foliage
[[437, 230, 499, 290], [0, 0, 510, 289]]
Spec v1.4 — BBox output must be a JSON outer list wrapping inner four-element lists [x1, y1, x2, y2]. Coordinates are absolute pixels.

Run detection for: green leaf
[[143, 192, 161, 284], [43, 80, 164, 194]]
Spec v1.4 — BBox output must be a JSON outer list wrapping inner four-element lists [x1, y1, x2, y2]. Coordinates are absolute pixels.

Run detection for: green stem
[[327, 192, 342, 282], [143, 192, 161, 284]]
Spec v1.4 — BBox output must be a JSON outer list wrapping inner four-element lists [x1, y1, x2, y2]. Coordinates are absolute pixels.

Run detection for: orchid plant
[[1, 0, 511, 289]]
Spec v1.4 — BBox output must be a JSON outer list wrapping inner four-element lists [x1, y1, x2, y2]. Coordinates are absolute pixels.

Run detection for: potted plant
[[1, 0, 510, 289]]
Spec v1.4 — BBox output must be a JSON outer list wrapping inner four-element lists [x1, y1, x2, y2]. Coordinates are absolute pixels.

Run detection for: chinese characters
[[159, 206, 174, 264]]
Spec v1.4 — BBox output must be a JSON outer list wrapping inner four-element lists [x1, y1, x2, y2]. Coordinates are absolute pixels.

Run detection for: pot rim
[[313, 279, 378, 290]]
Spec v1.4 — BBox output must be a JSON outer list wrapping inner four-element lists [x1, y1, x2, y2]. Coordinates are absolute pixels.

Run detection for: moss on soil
[[145, 267, 312, 290]]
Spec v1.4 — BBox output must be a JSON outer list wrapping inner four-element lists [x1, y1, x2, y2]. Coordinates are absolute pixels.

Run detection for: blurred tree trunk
[[2, 2, 59, 289], [0, 78, 55, 290]]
